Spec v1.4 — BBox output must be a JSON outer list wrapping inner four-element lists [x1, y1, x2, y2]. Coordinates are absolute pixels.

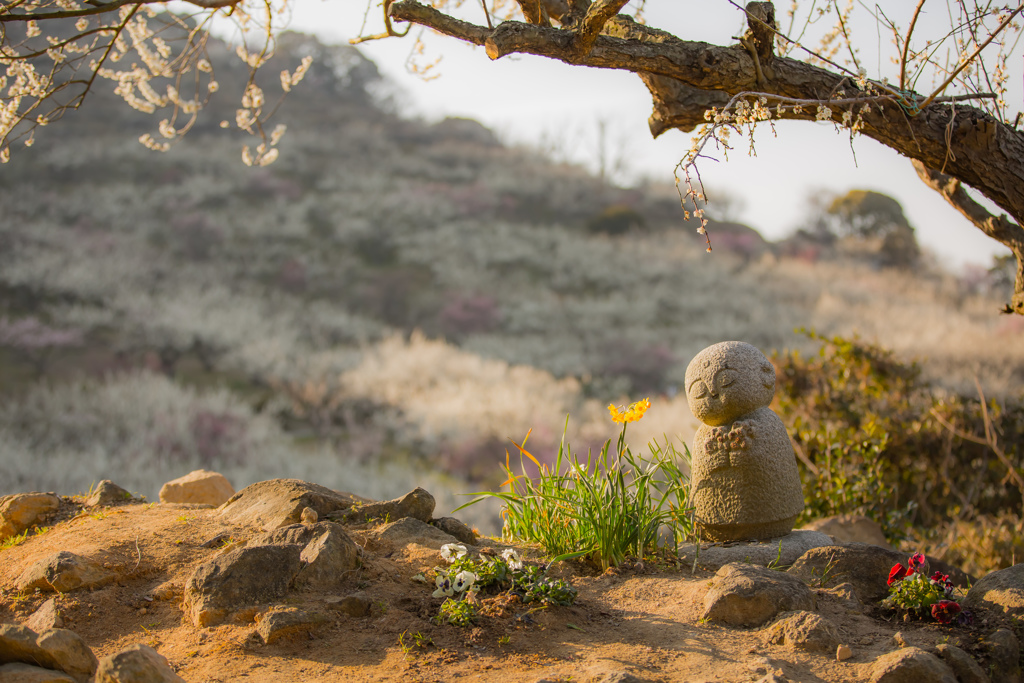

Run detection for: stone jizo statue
[[685, 341, 804, 542]]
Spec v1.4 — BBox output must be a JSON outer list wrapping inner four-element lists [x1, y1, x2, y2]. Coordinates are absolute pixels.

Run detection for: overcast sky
[[279, 1, 1021, 270]]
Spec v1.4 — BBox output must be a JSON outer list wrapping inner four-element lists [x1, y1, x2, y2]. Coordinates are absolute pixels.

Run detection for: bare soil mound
[[0, 493, 1012, 682]]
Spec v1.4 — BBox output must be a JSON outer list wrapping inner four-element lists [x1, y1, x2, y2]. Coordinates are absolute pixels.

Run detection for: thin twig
[[918, 3, 1024, 111], [899, 0, 927, 89]]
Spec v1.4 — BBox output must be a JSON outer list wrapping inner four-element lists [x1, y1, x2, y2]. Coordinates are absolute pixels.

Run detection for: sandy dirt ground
[[0, 501, 992, 682]]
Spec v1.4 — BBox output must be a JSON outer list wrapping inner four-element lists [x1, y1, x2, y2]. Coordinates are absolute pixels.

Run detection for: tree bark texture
[[389, 0, 1024, 314]]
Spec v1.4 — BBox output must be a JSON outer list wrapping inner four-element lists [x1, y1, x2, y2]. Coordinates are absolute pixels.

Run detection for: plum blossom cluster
[[425, 544, 576, 628], [881, 552, 972, 626]]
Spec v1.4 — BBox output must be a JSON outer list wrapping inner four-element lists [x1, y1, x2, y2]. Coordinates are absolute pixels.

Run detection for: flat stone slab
[[678, 530, 833, 571]]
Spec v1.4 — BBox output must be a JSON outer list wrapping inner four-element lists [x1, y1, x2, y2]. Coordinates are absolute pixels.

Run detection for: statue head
[[685, 341, 775, 426]]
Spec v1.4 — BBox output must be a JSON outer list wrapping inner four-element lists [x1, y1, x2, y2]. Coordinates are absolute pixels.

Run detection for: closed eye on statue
[[715, 368, 738, 390], [689, 381, 709, 399]]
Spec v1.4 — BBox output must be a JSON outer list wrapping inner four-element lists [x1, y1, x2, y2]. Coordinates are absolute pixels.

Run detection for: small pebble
[[836, 644, 852, 661], [138, 608, 147, 615]]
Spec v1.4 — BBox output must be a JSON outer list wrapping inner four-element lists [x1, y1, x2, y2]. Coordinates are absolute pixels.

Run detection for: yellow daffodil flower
[[607, 397, 651, 424]]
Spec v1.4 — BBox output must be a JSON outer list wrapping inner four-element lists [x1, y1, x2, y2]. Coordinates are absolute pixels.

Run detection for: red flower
[[930, 571, 949, 584], [931, 600, 962, 624], [908, 553, 927, 571], [887, 564, 908, 586]]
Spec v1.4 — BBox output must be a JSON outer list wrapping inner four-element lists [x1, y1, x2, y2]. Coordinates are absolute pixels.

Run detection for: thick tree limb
[[0, 0, 237, 22], [389, 0, 1024, 313], [913, 160, 1024, 315], [574, 0, 630, 57]]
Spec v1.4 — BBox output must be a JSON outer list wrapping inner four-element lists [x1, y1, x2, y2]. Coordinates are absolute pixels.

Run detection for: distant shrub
[[585, 204, 646, 235], [438, 293, 501, 339], [774, 330, 1024, 563], [601, 340, 675, 395]]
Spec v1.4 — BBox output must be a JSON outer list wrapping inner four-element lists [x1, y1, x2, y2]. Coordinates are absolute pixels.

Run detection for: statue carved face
[[685, 341, 775, 426]]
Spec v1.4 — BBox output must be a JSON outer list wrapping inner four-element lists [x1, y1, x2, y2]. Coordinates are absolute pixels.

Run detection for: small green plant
[[1, 525, 52, 551], [0, 529, 30, 550], [497, 634, 511, 646], [881, 552, 972, 626], [458, 399, 694, 570], [398, 630, 433, 656], [434, 597, 476, 627], [425, 544, 576, 628]]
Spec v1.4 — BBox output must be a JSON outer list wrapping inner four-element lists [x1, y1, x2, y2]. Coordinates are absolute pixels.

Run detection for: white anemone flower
[[432, 573, 454, 598], [440, 543, 468, 563], [501, 548, 523, 570], [453, 570, 477, 593]]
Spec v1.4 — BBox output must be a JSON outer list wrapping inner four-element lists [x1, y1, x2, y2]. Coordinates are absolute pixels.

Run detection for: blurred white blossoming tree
[[1, 0, 1022, 314]]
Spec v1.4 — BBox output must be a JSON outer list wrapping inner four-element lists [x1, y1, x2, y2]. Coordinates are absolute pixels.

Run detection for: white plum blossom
[[432, 573, 454, 598], [440, 543, 468, 563], [453, 570, 477, 593], [501, 548, 523, 570]]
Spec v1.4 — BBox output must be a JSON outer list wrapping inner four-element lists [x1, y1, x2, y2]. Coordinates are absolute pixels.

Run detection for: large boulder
[[251, 521, 362, 589], [761, 611, 840, 653], [372, 517, 460, 551], [981, 629, 1021, 683], [787, 545, 969, 602], [94, 644, 185, 683], [0, 492, 60, 540], [966, 563, 1024, 619], [678, 530, 832, 571], [294, 524, 361, 589], [0, 663, 74, 682], [159, 469, 235, 506], [868, 647, 957, 683], [218, 479, 367, 530], [84, 481, 134, 508], [700, 563, 816, 627], [16, 552, 115, 593], [330, 487, 434, 525], [24, 599, 63, 632], [935, 644, 988, 683], [801, 514, 891, 548], [0, 625, 97, 683], [255, 607, 330, 644], [183, 544, 303, 627]]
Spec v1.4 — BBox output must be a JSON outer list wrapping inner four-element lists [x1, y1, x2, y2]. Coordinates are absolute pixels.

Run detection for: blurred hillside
[[0, 28, 1020, 529]]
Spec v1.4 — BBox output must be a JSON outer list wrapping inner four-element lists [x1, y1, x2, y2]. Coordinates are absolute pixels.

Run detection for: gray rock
[[218, 479, 368, 530], [801, 514, 891, 548], [295, 523, 360, 589], [685, 342, 804, 542], [0, 624, 46, 667], [255, 607, 329, 644], [331, 488, 435, 525], [16, 552, 115, 593], [762, 611, 840, 653], [787, 544, 969, 602], [868, 647, 957, 683], [0, 493, 60, 540], [981, 629, 1021, 683], [936, 644, 988, 683], [24, 599, 63, 632], [159, 469, 234, 506], [586, 670, 651, 683], [94, 644, 185, 683], [966, 563, 1024, 619], [0, 662, 75, 682], [183, 544, 303, 627], [35, 629, 98, 683], [678, 530, 832, 571], [430, 517, 477, 545], [701, 563, 816, 627], [323, 592, 371, 617], [372, 517, 460, 549], [84, 481, 134, 507], [0, 625, 96, 683]]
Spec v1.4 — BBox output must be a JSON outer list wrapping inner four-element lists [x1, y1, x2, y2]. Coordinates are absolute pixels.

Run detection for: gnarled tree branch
[[388, 0, 1024, 314], [912, 160, 1024, 315]]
